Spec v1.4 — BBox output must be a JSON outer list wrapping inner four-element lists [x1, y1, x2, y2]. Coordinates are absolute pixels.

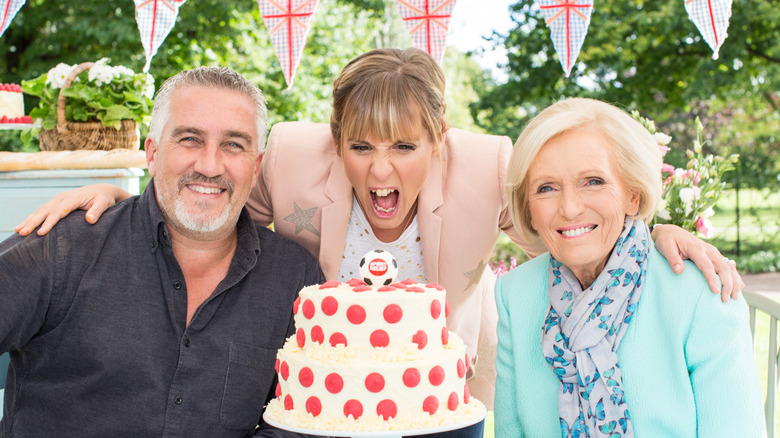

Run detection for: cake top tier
[[0, 84, 22, 93], [292, 278, 452, 358]]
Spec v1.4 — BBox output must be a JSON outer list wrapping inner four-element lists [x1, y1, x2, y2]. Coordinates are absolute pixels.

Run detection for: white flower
[[88, 63, 114, 86], [653, 132, 672, 146], [700, 207, 715, 219], [679, 187, 696, 205], [46, 63, 77, 89], [656, 208, 672, 221], [142, 74, 155, 99], [692, 186, 701, 200], [111, 65, 135, 78]]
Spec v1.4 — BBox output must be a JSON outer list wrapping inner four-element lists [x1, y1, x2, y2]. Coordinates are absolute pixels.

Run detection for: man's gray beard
[[172, 197, 232, 233]]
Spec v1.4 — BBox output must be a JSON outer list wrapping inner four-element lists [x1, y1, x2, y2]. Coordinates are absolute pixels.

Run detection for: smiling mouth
[[371, 188, 398, 214], [558, 225, 597, 237], [188, 185, 226, 195]]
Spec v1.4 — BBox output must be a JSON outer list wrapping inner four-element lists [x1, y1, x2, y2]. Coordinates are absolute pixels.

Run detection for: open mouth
[[558, 225, 597, 237], [371, 188, 399, 216], [187, 184, 226, 195]]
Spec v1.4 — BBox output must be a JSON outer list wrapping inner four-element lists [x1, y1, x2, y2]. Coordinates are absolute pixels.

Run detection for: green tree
[[472, 0, 779, 139]]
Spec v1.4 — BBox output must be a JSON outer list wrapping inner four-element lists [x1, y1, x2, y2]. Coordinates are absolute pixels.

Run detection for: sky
[[447, 0, 516, 76]]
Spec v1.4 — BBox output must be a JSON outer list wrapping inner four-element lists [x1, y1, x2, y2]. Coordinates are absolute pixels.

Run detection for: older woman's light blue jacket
[[494, 244, 765, 437]]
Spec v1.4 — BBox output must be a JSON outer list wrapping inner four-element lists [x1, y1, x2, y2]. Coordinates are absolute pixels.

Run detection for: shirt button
[[173, 281, 182, 290], [184, 338, 191, 348], [174, 396, 183, 405]]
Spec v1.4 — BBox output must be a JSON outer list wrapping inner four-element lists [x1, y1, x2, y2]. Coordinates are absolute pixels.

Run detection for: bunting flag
[[685, 0, 732, 59], [395, 0, 456, 64], [537, 0, 594, 77], [0, 0, 25, 38], [257, 0, 319, 88], [135, 0, 187, 72]]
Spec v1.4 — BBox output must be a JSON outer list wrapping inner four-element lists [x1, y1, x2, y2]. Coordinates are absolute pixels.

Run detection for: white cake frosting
[[0, 84, 24, 120], [264, 278, 485, 432]]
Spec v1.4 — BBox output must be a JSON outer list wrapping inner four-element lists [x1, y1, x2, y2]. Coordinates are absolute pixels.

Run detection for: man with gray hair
[[0, 67, 323, 437]]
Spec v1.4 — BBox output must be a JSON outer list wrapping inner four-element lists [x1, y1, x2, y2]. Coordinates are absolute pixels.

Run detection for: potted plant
[[21, 58, 155, 151]]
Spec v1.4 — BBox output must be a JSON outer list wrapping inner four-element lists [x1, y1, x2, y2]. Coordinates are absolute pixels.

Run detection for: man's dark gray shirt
[[0, 183, 324, 437]]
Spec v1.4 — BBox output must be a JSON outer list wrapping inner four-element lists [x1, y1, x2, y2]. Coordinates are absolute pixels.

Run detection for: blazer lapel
[[319, 157, 352, 280], [418, 146, 445, 283]]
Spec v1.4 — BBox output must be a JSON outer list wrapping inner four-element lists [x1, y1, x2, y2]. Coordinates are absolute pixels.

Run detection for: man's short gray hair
[[148, 67, 268, 151]]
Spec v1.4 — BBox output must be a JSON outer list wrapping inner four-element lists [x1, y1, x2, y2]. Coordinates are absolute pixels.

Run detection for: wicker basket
[[38, 62, 141, 152]]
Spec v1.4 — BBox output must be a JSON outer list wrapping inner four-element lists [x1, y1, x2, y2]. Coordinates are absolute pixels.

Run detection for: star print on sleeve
[[283, 202, 321, 236], [463, 259, 487, 292]]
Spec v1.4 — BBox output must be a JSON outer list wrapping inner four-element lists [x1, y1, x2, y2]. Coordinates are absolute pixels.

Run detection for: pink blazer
[[246, 122, 532, 405]]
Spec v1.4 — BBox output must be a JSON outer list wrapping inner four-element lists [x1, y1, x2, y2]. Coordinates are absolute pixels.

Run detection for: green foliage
[[737, 251, 780, 274]]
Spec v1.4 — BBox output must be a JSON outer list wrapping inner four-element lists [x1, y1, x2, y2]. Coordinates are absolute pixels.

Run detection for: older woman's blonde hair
[[507, 98, 663, 249], [330, 48, 446, 152]]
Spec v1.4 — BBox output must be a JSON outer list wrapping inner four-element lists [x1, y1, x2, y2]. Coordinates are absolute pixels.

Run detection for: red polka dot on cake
[[383, 304, 403, 323], [426, 283, 444, 290], [325, 373, 344, 393], [370, 330, 390, 347], [347, 278, 365, 287], [464, 383, 471, 403], [430, 300, 441, 319], [347, 305, 366, 324], [274, 358, 280, 373], [406, 286, 424, 293], [321, 296, 338, 315], [403, 368, 421, 388], [445, 299, 450, 318], [365, 372, 385, 393], [298, 367, 314, 387], [329, 332, 347, 347], [465, 353, 470, 372], [311, 325, 324, 344], [441, 327, 449, 345], [302, 299, 315, 319], [448, 392, 459, 411], [429, 365, 445, 386], [401, 279, 417, 285], [284, 394, 294, 410], [457, 358, 466, 378], [296, 328, 306, 348], [293, 297, 300, 315], [423, 395, 439, 415], [391, 282, 407, 289], [280, 361, 289, 380], [343, 399, 363, 419], [275, 383, 281, 398], [377, 286, 395, 292], [319, 280, 340, 289], [306, 396, 322, 417], [352, 285, 371, 292], [412, 330, 428, 349], [376, 399, 398, 420]]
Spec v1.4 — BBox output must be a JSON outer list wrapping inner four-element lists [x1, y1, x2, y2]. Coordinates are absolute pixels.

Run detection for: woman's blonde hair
[[507, 98, 663, 249], [330, 48, 446, 152]]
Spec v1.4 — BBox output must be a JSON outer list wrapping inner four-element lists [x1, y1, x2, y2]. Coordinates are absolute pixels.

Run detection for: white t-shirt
[[338, 196, 426, 283]]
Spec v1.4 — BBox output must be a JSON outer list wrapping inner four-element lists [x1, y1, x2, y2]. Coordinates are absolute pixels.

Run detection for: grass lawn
[[709, 188, 780, 257]]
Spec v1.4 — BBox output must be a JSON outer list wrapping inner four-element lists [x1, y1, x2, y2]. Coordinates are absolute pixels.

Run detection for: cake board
[[263, 408, 486, 438]]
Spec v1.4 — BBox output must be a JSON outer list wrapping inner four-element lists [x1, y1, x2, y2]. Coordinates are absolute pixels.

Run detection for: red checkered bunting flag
[[685, 0, 732, 59], [135, 0, 187, 72], [537, 0, 594, 77], [257, 0, 320, 88], [395, 0, 456, 64], [0, 0, 25, 38]]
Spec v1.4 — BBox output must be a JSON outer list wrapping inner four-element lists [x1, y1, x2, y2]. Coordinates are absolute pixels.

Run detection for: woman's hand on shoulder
[[15, 183, 130, 236], [651, 223, 743, 302]]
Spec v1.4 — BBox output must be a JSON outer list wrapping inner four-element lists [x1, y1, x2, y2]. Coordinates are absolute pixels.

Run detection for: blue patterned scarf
[[541, 218, 650, 438]]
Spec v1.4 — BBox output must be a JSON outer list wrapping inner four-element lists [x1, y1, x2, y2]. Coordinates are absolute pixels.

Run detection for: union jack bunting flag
[[536, 0, 594, 77], [0, 0, 25, 38], [257, 0, 319, 88], [685, 0, 732, 59], [395, 0, 456, 64], [135, 0, 187, 72]]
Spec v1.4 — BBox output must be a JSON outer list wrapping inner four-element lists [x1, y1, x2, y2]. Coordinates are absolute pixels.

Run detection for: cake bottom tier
[[267, 345, 485, 431]]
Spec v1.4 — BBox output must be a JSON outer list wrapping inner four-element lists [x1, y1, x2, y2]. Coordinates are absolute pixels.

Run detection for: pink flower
[[683, 169, 701, 184], [661, 163, 676, 174], [657, 145, 671, 157], [695, 217, 714, 239]]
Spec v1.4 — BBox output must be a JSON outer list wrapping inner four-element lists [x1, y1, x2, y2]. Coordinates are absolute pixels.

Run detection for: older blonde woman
[[494, 98, 764, 437]]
